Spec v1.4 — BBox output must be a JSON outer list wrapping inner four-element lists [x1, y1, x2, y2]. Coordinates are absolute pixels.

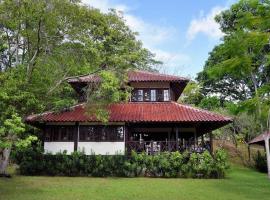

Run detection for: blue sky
[[82, 0, 235, 78]]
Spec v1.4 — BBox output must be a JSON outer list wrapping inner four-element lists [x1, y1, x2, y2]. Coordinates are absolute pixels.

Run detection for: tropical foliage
[[182, 0, 270, 144], [13, 146, 229, 178], [0, 0, 159, 175]]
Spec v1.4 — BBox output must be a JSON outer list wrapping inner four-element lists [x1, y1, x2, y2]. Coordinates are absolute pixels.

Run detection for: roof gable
[[66, 70, 189, 83]]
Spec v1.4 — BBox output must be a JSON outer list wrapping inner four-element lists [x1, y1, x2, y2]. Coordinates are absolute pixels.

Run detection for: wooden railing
[[126, 141, 180, 155], [126, 141, 209, 155]]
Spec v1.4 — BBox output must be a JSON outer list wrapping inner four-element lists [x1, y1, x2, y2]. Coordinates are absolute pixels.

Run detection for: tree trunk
[[250, 72, 264, 133], [0, 148, 11, 175], [264, 136, 270, 179]]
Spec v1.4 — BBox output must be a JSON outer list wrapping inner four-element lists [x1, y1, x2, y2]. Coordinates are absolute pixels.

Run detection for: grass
[[0, 165, 270, 200]]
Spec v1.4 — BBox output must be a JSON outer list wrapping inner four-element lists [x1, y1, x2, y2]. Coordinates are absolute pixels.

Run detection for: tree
[[196, 0, 270, 177], [0, 114, 37, 175], [198, 0, 270, 132], [179, 81, 204, 105], [0, 0, 160, 172], [0, 0, 160, 120]]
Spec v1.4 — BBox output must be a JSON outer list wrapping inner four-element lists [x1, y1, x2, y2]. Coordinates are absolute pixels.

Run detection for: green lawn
[[0, 166, 270, 200]]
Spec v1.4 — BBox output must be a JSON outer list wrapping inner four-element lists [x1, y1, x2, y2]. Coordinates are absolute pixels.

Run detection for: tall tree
[[0, 0, 160, 120], [0, 0, 160, 173], [197, 0, 270, 131]]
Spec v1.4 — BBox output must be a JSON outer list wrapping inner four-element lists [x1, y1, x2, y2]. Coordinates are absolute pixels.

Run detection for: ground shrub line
[[13, 146, 229, 178]]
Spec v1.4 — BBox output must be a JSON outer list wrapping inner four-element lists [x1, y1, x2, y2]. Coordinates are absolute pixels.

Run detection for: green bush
[[13, 148, 229, 178], [253, 151, 267, 173]]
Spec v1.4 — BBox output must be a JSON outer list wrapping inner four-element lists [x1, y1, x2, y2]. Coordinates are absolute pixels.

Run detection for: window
[[131, 89, 170, 102], [45, 126, 125, 142], [157, 89, 164, 101], [150, 90, 156, 101], [144, 89, 151, 101], [163, 90, 169, 101], [79, 126, 124, 142], [132, 90, 143, 101], [116, 126, 124, 140], [44, 126, 75, 142], [79, 126, 95, 141], [137, 90, 143, 101], [101, 127, 107, 141]]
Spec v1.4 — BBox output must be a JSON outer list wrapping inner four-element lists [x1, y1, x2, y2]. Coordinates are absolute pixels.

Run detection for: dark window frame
[[45, 125, 125, 142], [79, 125, 125, 142], [44, 126, 75, 142], [131, 88, 171, 102]]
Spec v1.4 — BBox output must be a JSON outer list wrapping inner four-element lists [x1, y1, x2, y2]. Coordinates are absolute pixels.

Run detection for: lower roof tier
[[26, 102, 232, 124]]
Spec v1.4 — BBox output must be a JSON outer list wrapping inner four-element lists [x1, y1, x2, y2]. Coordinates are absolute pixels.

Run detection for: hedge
[[13, 146, 229, 178]]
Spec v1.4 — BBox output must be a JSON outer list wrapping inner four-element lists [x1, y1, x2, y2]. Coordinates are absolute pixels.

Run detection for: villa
[[26, 70, 232, 155]]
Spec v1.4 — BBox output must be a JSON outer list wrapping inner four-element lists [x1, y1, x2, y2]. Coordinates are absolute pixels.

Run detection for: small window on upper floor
[[150, 90, 156, 101], [163, 89, 169, 101], [144, 89, 151, 101], [131, 89, 143, 101], [157, 90, 163, 101], [131, 89, 170, 102], [138, 90, 143, 101]]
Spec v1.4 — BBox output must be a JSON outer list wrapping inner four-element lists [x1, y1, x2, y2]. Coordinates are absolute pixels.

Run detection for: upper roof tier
[[66, 70, 189, 83], [67, 70, 189, 101]]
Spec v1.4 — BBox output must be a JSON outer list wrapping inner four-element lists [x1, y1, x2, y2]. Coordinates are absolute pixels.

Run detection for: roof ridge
[[131, 70, 189, 80], [67, 70, 189, 83]]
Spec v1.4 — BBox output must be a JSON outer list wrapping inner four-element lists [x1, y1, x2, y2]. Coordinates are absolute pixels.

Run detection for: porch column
[[168, 131, 171, 152], [74, 122, 79, 152], [194, 130, 197, 147], [124, 125, 129, 154], [201, 135, 204, 144], [209, 132, 213, 154], [176, 127, 179, 151]]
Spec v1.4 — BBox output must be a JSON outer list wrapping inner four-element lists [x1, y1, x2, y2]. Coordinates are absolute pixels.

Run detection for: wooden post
[[210, 132, 213, 154], [176, 127, 179, 151], [168, 131, 171, 151], [74, 122, 79, 152], [264, 136, 270, 179], [151, 141, 154, 155], [194, 130, 197, 147], [201, 134, 204, 145]]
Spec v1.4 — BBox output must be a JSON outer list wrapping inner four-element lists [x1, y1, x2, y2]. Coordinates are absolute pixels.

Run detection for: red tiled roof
[[248, 131, 270, 145], [66, 70, 188, 83], [26, 102, 232, 123]]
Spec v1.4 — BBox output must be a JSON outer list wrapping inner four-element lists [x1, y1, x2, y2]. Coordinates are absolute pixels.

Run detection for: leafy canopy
[[0, 0, 160, 121], [197, 0, 270, 131]]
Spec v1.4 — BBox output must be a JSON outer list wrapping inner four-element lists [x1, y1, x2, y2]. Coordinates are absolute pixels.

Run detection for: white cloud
[[124, 14, 176, 48], [151, 48, 191, 74], [187, 6, 226, 41], [153, 49, 190, 66], [81, 0, 190, 75], [81, 0, 129, 12], [82, 0, 175, 47]]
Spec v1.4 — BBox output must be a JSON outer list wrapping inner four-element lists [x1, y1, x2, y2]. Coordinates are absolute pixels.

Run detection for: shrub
[[253, 151, 267, 173], [212, 149, 229, 178], [13, 148, 229, 178]]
